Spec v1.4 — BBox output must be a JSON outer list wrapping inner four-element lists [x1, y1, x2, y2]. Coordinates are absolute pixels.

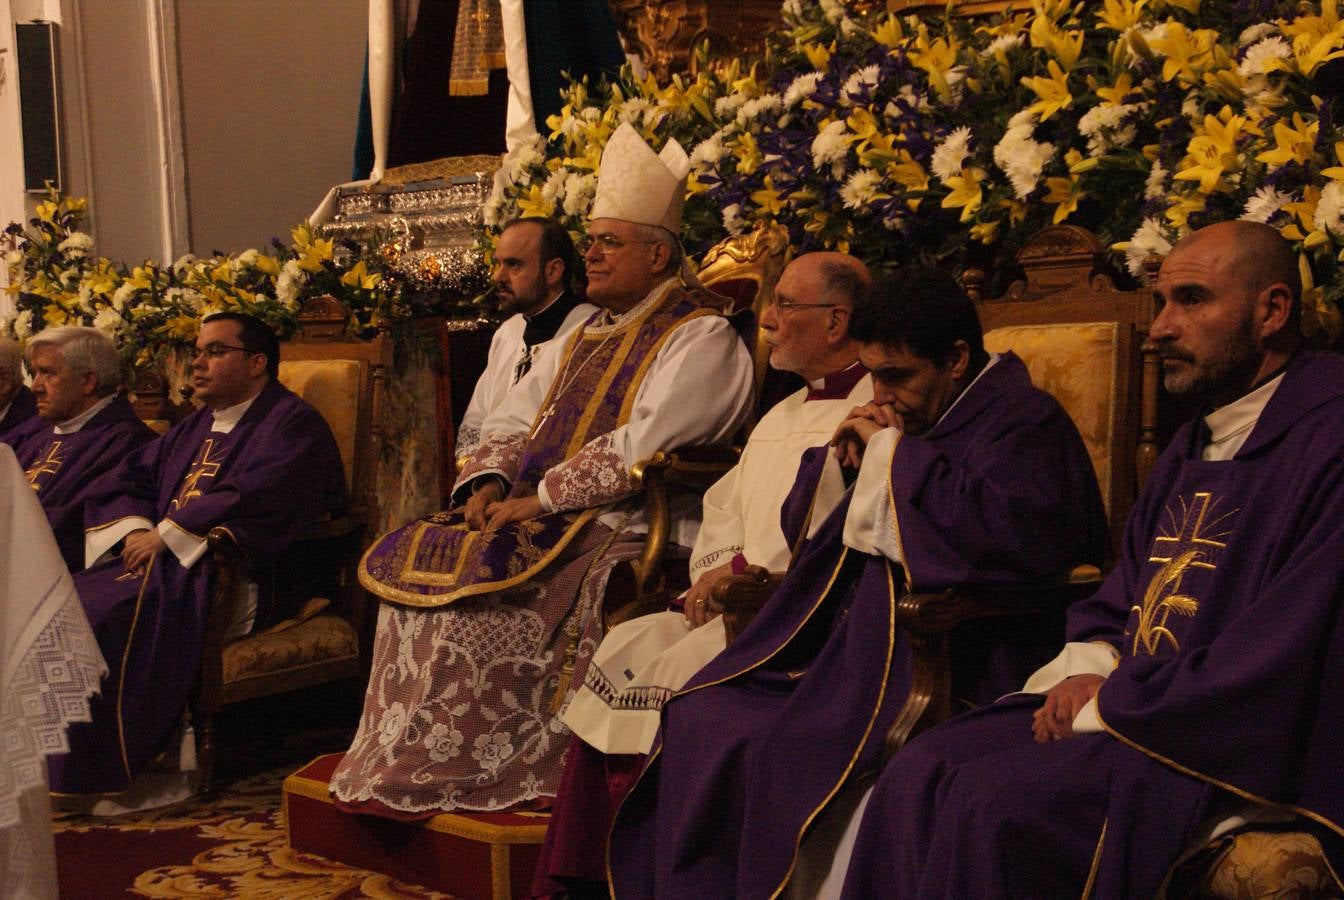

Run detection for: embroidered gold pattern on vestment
[[170, 438, 225, 511], [1130, 491, 1233, 656], [25, 440, 64, 490]]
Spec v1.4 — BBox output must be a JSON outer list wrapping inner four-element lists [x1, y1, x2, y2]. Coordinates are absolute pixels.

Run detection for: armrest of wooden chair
[[712, 564, 786, 643], [602, 447, 740, 631], [883, 565, 1102, 759]]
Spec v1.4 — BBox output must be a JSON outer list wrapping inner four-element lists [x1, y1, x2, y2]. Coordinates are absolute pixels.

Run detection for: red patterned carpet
[[51, 687, 457, 898]]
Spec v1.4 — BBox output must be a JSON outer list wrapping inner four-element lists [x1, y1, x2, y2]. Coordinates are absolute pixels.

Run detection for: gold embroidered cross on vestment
[[25, 441, 65, 492], [170, 438, 225, 511]]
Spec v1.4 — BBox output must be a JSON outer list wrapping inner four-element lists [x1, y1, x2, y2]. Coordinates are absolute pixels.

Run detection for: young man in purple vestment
[[330, 123, 754, 817], [532, 252, 873, 898], [14, 327, 154, 573], [836, 220, 1344, 898], [49, 312, 346, 811], [0, 336, 37, 446], [608, 266, 1109, 898]]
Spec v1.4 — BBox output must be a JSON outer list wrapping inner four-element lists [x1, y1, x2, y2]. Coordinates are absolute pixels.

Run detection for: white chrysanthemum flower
[[1241, 185, 1294, 224], [715, 94, 748, 119], [819, 0, 847, 23], [14, 310, 33, 340], [993, 130, 1055, 199], [1004, 108, 1038, 139], [781, 0, 806, 23], [276, 259, 307, 305], [840, 168, 883, 210], [988, 33, 1024, 55], [618, 96, 655, 126], [561, 173, 596, 218], [581, 106, 601, 123], [738, 93, 783, 127], [1124, 218, 1174, 278], [784, 72, 823, 108], [1181, 94, 1200, 120], [690, 131, 727, 168], [93, 307, 123, 337], [540, 169, 567, 206], [76, 284, 94, 314], [505, 134, 546, 182], [895, 84, 931, 113], [1239, 36, 1291, 78], [1314, 181, 1344, 236], [1145, 161, 1169, 200], [931, 126, 973, 183], [172, 253, 197, 276], [111, 282, 136, 312], [812, 119, 854, 173], [1077, 103, 1143, 154], [1238, 23, 1278, 48], [722, 203, 746, 237], [57, 231, 94, 256], [842, 65, 880, 101], [235, 248, 259, 267]]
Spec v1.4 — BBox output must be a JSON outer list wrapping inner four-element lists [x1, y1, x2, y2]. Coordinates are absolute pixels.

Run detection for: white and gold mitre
[[590, 122, 689, 236]]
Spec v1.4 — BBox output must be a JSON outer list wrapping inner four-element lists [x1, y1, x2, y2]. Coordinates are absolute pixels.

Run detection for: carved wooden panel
[[609, 0, 783, 81]]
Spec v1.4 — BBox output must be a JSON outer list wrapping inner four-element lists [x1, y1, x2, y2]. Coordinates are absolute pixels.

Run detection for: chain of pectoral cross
[[536, 330, 620, 429]]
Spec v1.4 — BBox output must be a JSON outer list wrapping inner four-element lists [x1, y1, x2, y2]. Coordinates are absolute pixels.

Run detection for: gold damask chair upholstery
[[716, 225, 1161, 750], [192, 295, 391, 793], [603, 223, 792, 629]]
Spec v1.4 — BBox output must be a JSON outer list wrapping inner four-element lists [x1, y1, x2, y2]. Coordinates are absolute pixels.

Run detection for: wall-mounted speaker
[[16, 22, 62, 192]]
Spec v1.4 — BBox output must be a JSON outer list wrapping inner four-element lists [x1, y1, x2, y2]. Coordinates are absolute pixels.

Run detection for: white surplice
[[455, 301, 597, 460], [563, 374, 873, 755]]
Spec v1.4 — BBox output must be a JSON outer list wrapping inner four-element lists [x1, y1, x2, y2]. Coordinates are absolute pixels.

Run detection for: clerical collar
[[210, 388, 263, 434], [806, 361, 867, 401], [54, 394, 116, 435], [589, 278, 678, 332], [1202, 371, 1284, 462], [932, 352, 1000, 430], [521, 290, 580, 348]]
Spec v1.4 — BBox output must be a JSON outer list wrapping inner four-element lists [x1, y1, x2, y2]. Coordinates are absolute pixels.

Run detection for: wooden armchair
[[715, 225, 1161, 754], [602, 223, 792, 630], [191, 295, 391, 793]]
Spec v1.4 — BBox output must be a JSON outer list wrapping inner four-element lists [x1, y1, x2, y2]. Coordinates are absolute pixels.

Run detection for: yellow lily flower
[[750, 176, 787, 217], [253, 254, 281, 277], [941, 166, 985, 222], [1021, 60, 1073, 122], [970, 218, 1001, 244], [1095, 72, 1136, 107], [1256, 112, 1319, 170], [1282, 0, 1344, 75], [35, 201, 58, 224], [1320, 142, 1344, 183], [735, 132, 764, 176], [1096, 0, 1148, 33], [911, 27, 961, 101], [802, 41, 832, 70], [1148, 23, 1219, 87], [1029, 11, 1083, 70], [162, 315, 200, 340], [1044, 150, 1086, 224], [1173, 110, 1249, 194], [871, 15, 905, 48], [340, 260, 383, 292], [43, 306, 71, 327], [1164, 193, 1207, 231], [515, 183, 554, 219], [211, 259, 235, 285]]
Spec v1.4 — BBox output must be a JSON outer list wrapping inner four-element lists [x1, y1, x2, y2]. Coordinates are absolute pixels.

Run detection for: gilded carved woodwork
[[608, 0, 783, 81]]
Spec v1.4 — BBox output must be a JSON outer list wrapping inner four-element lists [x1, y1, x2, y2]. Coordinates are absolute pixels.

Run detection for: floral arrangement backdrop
[[485, 0, 1344, 339], [8, 0, 1344, 353]]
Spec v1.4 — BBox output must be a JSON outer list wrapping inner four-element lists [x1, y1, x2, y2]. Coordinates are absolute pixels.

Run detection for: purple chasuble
[[842, 350, 1344, 898], [48, 380, 346, 795], [358, 289, 717, 607], [0, 384, 38, 448], [16, 395, 154, 573], [609, 352, 1108, 898]]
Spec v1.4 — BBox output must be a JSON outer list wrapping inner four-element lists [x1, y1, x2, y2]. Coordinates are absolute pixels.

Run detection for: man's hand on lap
[[684, 562, 734, 628], [1032, 674, 1105, 743], [464, 479, 505, 531], [122, 528, 166, 575], [484, 494, 543, 530]]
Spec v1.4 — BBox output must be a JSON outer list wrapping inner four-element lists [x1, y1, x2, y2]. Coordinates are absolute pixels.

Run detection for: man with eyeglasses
[[11, 326, 153, 572], [610, 265, 1109, 899], [48, 311, 346, 810], [0, 336, 37, 445], [455, 217, 596, 461], [533, 251, 872, 896], [332, 122, 754, 819]]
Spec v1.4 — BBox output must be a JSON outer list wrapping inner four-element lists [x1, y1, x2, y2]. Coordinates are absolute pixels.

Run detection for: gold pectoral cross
[[170, 438, 226, 511], [25, 441, 65, 492], [1130, 491, 1233, 656]]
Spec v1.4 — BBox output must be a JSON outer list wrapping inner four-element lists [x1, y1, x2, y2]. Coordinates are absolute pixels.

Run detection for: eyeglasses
[[773, 301, 840, 313], [193, 343, 256, 360], [578, 233, 657, 255]]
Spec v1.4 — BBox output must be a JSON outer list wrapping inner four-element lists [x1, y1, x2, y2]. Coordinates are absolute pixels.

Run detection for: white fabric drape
[[0, 444, 107, 899]]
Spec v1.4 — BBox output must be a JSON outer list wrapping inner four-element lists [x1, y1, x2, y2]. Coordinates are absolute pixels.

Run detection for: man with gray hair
[[16, 326, 154, 572], [0, 336, 36, 445]]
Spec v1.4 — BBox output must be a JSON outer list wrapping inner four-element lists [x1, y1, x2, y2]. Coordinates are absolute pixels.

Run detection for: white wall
[[25, 0, 366, 265]]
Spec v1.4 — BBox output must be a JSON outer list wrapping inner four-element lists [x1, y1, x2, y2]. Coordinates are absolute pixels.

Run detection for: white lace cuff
[[541, 432, 636, 513]]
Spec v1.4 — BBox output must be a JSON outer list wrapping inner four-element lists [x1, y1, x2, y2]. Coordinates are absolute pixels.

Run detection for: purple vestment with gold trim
[[609, 353, 1108, 898], [0, 384, 37, 447], [842, 349, 1344, 898], [15, 395, 154, 573], [47, 379, 346, 795]]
